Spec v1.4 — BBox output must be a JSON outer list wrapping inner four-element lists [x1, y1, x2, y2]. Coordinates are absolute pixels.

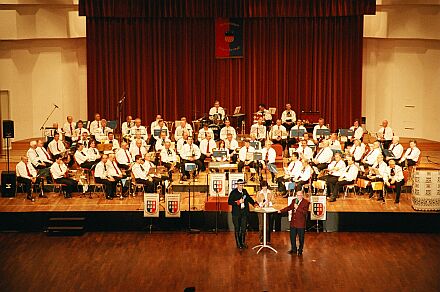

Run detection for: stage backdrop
[[80, 0, 375, 130]]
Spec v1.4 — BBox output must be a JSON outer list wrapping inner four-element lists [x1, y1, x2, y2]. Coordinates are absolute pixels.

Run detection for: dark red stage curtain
[[83, 0, 373, 130]]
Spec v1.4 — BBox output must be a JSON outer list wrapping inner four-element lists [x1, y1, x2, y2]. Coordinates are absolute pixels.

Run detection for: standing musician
[[250, 117, 266, 141], [132, 155, 155, 193], [362, 141, 381, 168], [255, 103, 272, 128], [224, 133, 239, 163], [269, 119, 287, 150], [281, 103, 296, 132], [278, 190, 310, 256], [62, 116, 76, 146], [349, 119, 364, 144], [228, 179, 259, 249], [378, 120, 394, 149], [256, 181, 275, 244], [89, 113, 102, 135], [296, 140, 314, 161], [115, 142, 133, 170], [160, 141, 178, 179], [50, 155, 78, 198], [328, 156, 358, 202], [384, 160, 405, 204], [16, 156, 45, 201], [320, 152, 346, 197], [199, 132, 217, 171], [219, 119, 237, 140], [122, 116, 134, 137], [94, 155, 117, 200], [72, 120, 89, 143], [312, 118, 329, 143], [209, 100, 226, 122], [130, 118, 148, 141], [259, 141, 278, 183], [311, 141, 333, 171], [179, 136, 202, 182], [197, 122, 214, 143], [399, 140, 421, 167], [386, 136, 404, 162], [130, 139, 148, 160], [237, 139, 256, 172], [348, 139, 365, 163], [74, 143, 96, 169], [174, 117, 193, 141]]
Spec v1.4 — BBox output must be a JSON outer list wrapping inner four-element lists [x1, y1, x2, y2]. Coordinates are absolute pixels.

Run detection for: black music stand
[[316, 129, 330, 140], [185, 163, 200, 234], [290, 129, 306, 140]]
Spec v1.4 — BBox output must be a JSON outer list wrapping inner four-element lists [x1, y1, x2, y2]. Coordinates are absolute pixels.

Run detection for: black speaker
[[2, 120, 14, 138], [361, 117, 366, 125], [1, 171, 16, 197]]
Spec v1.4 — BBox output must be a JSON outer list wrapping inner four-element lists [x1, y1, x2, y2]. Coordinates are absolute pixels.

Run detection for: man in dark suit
[[228, 179, 258, 249], [278, 190, 310, 256]]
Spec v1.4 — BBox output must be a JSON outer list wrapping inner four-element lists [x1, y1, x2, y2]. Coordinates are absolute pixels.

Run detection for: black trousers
[[295, 180, 308, 192], [117, 163, 130, 170], [135, 178, 155, 193], [232, 212, 248, 234], [95, 177, 116, 197], [80, 161, 95, 170], [332, 180, 355, 199], [290, 227, 305, 252], [198, 154, 210, 171], [237, 161, 256, 172], [17, 177, 43, 195], [55, 177, 78, 195], [323, 175, 339, 197], [282, 122, 294, 133], [387, 180, 405, 203], [181, 159, 203, 178]]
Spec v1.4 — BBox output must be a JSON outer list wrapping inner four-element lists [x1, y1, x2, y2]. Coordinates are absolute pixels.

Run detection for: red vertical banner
[[215, 18, 243, 58]]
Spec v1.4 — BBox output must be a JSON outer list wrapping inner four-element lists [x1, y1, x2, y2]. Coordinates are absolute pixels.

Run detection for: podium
[[252, 207, 278, 254]]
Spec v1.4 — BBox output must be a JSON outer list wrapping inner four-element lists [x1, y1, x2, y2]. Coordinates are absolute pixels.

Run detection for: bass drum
[[209, 124, 220, 141]]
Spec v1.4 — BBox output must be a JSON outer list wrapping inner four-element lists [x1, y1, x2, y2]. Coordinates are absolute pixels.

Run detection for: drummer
[[209, 100, 226, 123], [255, 103, 272, 128]]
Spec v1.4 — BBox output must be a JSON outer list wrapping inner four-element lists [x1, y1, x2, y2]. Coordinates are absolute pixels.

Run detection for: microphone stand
[[187, 164, 200, 234], [39, 104, 58, 134], [116, 92, 126, 139]]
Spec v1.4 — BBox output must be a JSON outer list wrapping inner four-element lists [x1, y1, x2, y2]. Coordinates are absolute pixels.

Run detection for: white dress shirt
[[378, 126, 394, 141], [87, 147, 101, 161], [371, 161, 388, 178], [327, 160, 346, 177], [281, 110, 296, 123], [388, 143, 404, 160], [155, 138, 171, 152], [94, 161, 109, 179], [209, 107, 226, 120], [260, 147, 277, 164], [50, 162, 68, 180], [176, 138, 188, 154], [363, 148, 381, 165], [286, 160, 302, 178], [73, 128, 89, 142], [350, 144, 365, 161], [105, 139, 120, 151], [250, 124, 266, 140], [297, 165, 312, 182], [130, 139, 147, 151], [48, 139, 66, 156], [198, 128, 215, 142], [122, 121, 135, 136], [161, 148, 177, 164], [89, 120, 102, 135], [16, 161, 37, 179], [36, 147, 52, 163], [313, 125, 329, 141], [401, 147, 421, 163], [27, 148, 43, 167], [132, 162, 148, 180], [180, 144, 201, 160], [115, 148, 133, 165], [106, 160, 122, 177], [238, 146, 255, 162], [269, 125, 287, 140], [314, 147, 333, 164], [199, 139, 217, 155], [63, 122, 76, 138], [130, 145, 147, 160], [384, 165, 404, 182], [74, 150, 91, 165], [349, 126, 364, 140], [340, 164, 359, 181], [174, 124, 193, 141], [224, 139, 239, 152], [328, 139, 342, 151], [130, 125, 148, 140], [220, 126, 237, 140], [295, 146, 314, 161]]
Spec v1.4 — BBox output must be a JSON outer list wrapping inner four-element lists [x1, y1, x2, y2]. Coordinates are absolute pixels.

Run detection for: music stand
[[153, 129, 161, 137], [339, 129, 353, 138], [185, 163, 200, 233], [290, 129, 306, 139], [316, 129, 330, 138], [252, 207, 278, 254], [213, 150, 227, 160], [250, 141, 261, 150]]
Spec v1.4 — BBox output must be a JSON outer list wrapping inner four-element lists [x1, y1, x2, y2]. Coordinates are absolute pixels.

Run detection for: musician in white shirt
[[199, 133, 217, 171], [327, 133, 342, 151], [198, 123, 214, 143], [237, 139, 256, 172], [74, 143, 95, 169], [150, 115, 162, 135], [219, 119, 237, 140], [250, 117, 266, 141], [329, 156, 358, 202], [63, 116, 76, 145], [321, 152, 346, 196], [50, 155, 78, 198], [161, 141, 178, 178], [174, 117, 193, 141], [224, 133, 239, 163], [349, 139, 365, 163], [105, 132, 120, 152], [362, 141, 381, 167], [89, 113, 102, 135], [363, 154, 387, 200], [122, 115, 134, 137], [94, 119, 113, 140], [179, 137, 202, 181], [312, 141, 333, 170], [27, 141, 47, 169], [130, 139, 148, 160], [106, 153, 124, 179], [349, 119, 364, 143], [294, 160, 312, 191], [312, 118, 329, 142], [384, 160, 405, 203], [72, 120, 89, 142], [130, 118, 148, 141], [48, 133, 66, 156], [176, 131, 190, 154], [259, 141, 278, 183], [151, 119, 169, 141], [115, 142, 133, 170], [399, 140, 421, 167], [16, 156, 43, 201], [78, 132, 90, 148], [378, 120, 394, 149], [256, 103, 272, 128], [209, 100, 226, 122], [281, 103, 296, 132], [270, 119, 287, 150], [132, 155, 154, 193], [87, 140, 101, 163], [296, 140, 314, 161], [94, 155, 117, 199], [387, 136, 404, 162], [278, 152, 302, 197], [155, 131, 171, 152], [36, 140, 53, 164], [130, 133, 147, 150]]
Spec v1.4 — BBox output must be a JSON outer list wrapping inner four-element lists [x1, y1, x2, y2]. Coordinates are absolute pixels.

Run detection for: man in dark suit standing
[[278, 190, 310, 256], [228, 179, 258, 249]]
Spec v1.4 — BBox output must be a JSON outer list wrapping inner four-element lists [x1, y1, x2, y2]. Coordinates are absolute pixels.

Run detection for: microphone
[[54, 104, 59, 109], [118, 92, 126, 104]]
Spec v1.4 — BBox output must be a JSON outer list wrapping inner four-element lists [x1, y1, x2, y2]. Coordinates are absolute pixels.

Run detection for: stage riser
[[0, 211, 439, 233]]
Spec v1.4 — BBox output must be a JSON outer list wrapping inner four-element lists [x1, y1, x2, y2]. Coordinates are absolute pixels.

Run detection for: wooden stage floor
[[0, 232, 439, 291]]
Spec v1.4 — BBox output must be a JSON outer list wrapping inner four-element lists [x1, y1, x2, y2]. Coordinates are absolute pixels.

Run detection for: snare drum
[[371, 182, 384, 191], [357, 178, 369, 189]]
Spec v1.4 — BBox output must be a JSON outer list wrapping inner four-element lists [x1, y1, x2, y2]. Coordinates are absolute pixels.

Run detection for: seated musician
[[87, 140, 101, 163], [348, 139, 365, 163], [36, 140, 53, 165], [287, 120, 307, 147], [144, 153, 168, 194], [311, 140, 333, 171], [259, 141, 278, 183], [72, 120, 89, 142], [155, 131, 171, 152], [198, 122, 214, 143], [78, 132, 90, 148], [161, 141, 178, 178], [281, 103, 296, 132], [320, 152, 346, 196], [130, 139, 148, 160], [237, 139, 256, 172], [328, 156, 359, 202], [348, 119, 364, 144], [63, 116, 76, 145], [176, 131, 190, 154], [151, 119, 169, 142], [199, 132, 217, 171], [220, 119, 237, 141], [277, 152, 302, 197], [51, 122, 64, 140], [250, 117, 266, 141], [132, 155, 155, 193], [209, 100, 226, 122], [269, 119, 287, 150], [48, 132, 66, 157], [179, 136, 203, 182], [94, 154, 117, 200], [74, 143, 96, 169], [214, 140, 230, 162], [360, 154, 388, 201], [399, 139, 420, 167], [115, 142, 133, 170], [94, 119, 113, 140], [377, 120, 394, 149], [362, 141, 381, 168], [105, 132, 120, 152], [296, 140, 314, 161], [50, 154, 78, 198], [16, 156, 44, 201], [327, 133, 342, 151], [130, 133, 147, 149], [122, 115, 134, 137], [386, 136, 403, 162], [224, 133, 239, 163], [294, 159, 312, 192], [384, 159, 405, 204], [256, 103, 272, 128], [27, 141, 49, 170], [312, 118, 329, 143], [89, 113, 102, 135], [175, 117, 193, 141], [107, 154, 126, 192], [130, 118, 148, 141]]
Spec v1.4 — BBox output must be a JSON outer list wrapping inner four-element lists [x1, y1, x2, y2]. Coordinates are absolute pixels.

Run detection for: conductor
[[228, 179, 258, 249]]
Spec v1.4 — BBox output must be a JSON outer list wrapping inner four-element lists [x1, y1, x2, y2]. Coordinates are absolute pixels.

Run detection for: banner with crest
[[310, 195, 327, 220], [215, 18, 243, 58], [165, 193, 181, 218], [228, 173, 245, 194], [144, 193, 160, 217], [209, 173, 226, 196]]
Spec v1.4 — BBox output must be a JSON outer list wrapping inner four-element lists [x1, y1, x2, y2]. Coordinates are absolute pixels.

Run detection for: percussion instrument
[[208, 124, 220, 140], [312, 180, 326, 190], [371, 181, 383, 191], [356, 178, 369, 189]]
